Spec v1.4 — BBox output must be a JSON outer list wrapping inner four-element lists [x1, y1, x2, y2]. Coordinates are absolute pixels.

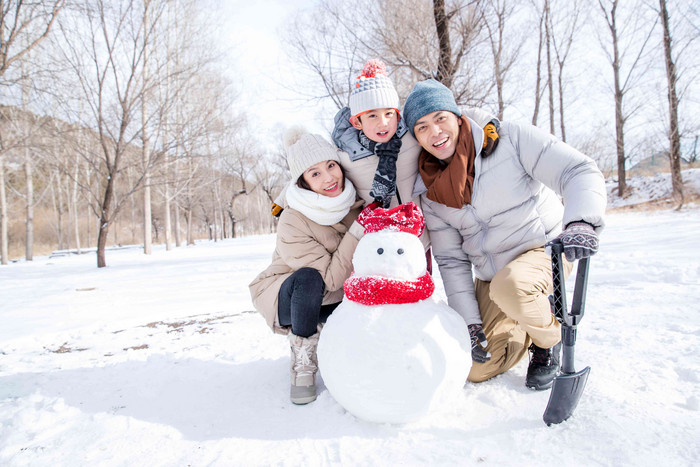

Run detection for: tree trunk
[[52, 171, 65, 251], [96, 175, 116, 268], [186, 207, 193, 245], [142, 0, 152, 254], [25, 153, 34, 260], [532, 5, 545, 126], [174, 202, 182, 247], [544, 0, 555, 135], [610, 9, 627, 196], [163, 128, 172, 251], [164, 175, 172, 251], [433, 0, 454, 88], [0, 156, 8, 265], [659, 0, 684, 208], [557, 69, 567, 142], [72, 150, 82, 254]]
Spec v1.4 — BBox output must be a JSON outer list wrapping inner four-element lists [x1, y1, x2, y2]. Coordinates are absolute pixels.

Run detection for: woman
[[249, 127, 371, 405]]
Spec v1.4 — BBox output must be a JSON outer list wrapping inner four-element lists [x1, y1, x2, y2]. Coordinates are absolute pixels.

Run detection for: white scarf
[[286, 180, 357, 226]]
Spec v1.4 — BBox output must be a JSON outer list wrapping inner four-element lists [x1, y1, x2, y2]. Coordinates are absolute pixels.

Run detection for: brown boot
[[288, 331, 320, 404]]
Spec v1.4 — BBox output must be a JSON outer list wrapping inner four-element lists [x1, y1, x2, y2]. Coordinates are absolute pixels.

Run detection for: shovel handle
[[550, 240, 590, 327], [550, 240, 591, 375]]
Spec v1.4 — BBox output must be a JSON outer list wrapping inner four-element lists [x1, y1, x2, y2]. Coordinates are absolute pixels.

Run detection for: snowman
[[317, 202, 471, 424]]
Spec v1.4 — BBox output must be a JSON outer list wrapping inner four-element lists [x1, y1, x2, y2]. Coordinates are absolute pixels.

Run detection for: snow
[[353, 230, 427, 280], [607, 167, 700, 208], [319, 298, 471, 424], [2, 200, 700, 465], [319, 228, 471, 424]]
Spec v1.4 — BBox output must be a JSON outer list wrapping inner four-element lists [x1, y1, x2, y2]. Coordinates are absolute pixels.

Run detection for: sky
[[217, 0, 333, 137], [0, 171, 699, 465]]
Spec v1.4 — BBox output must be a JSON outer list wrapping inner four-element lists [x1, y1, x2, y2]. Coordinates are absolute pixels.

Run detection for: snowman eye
[[397, 248, 404, 255], [377, 248, 384, 255]]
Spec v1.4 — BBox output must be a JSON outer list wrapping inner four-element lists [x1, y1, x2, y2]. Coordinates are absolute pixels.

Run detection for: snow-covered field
[[1, 205, 699, 465]]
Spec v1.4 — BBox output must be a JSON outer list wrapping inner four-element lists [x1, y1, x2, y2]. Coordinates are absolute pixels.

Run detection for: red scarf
[[344, 273, 435, 306]]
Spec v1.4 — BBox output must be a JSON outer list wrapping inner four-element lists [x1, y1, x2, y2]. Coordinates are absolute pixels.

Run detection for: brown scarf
[[418, 116, 476, 209]]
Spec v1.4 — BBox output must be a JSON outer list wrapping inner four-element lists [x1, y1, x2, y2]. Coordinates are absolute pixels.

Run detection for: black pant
[[278, 268, 339, 338]]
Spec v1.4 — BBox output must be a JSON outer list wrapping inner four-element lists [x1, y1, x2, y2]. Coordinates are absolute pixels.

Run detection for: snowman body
[[317, 215, 471, 424]]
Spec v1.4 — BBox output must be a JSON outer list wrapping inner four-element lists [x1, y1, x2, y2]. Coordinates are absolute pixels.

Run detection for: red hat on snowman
[[360, 202, 425, 237]]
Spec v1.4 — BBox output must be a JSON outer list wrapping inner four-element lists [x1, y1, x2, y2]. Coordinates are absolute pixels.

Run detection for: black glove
[[468, 323, 491, 364], [556, 221, 599, 262]]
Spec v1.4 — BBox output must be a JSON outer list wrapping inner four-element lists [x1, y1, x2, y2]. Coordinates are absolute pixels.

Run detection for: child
[[331, 59, 500, 252], [249, 128, 372, 405]]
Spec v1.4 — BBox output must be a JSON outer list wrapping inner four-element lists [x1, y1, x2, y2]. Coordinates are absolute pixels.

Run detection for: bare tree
[[657, 0, 685, 208], [479, 0, 523, 119], [598, 0, 657, 197], [141, 0, 153, 254], [544, 0, 555, 134], [530, 0, 546, 126], [283, 0, 490, 113], [57, 0, 161, 267], [549, 0, 582, 142], [0, 0, 64, 265]]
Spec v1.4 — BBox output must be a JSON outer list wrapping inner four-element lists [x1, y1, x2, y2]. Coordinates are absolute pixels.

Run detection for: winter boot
[[525, 341, 561, 390], [288, 331, 320, 405]]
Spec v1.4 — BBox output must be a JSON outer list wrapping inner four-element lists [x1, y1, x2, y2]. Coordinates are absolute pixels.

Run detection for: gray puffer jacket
[[415, 118, 606, 326]]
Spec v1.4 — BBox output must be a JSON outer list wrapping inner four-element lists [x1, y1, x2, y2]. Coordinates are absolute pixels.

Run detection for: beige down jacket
[[249, 200, 364, 334]]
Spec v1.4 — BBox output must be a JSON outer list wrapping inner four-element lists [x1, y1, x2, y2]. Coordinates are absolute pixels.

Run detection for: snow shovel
[[543, 240, 591, 426]]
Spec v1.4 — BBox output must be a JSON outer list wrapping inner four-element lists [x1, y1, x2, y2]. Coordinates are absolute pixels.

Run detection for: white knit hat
[[349, 59, 399, 118], [285, 126, 341, 182]]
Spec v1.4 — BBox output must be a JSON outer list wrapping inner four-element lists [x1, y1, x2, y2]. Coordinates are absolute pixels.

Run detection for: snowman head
[[353, 203, 426, 281]]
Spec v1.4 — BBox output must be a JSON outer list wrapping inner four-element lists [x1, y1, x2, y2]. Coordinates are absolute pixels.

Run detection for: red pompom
[[359, 59, 387, 79], [361, 202, 425, 237]]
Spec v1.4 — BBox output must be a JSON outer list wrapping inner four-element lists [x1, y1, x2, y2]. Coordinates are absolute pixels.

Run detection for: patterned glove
[[468, 323, 491, 364], [557, 221, 599, 262], [356, 201, 381, 227]]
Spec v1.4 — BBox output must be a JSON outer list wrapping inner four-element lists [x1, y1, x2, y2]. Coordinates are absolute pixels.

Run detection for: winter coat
[[249, 199, 364, 334], [331, 106, 496, 251], [415, 118, 607, 326]]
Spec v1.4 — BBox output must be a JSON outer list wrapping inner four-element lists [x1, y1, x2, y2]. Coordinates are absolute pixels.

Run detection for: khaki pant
[[467, 248, 573, 383]]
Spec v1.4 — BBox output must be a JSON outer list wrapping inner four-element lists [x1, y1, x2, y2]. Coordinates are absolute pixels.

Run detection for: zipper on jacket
[[472, 208, 497, 277]]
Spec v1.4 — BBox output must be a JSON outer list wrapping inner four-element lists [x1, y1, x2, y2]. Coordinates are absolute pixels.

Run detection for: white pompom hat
[[349, 59, 400, 118], [284, 126, 341, 182]]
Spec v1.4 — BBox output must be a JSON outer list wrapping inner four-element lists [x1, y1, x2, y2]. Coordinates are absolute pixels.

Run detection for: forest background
[[0, 0, 698, 268]]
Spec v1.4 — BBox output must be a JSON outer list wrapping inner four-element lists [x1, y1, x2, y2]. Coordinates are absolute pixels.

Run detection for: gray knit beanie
[[403, 79, 462, 137], [349, 59, 399, 117], [284, 126, 341, 182]]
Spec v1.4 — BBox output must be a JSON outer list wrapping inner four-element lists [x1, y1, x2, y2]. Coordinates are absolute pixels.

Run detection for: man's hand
[[356, 201, 381, 227], [468, 323, 491, 364], [556, 221, 599, 262]]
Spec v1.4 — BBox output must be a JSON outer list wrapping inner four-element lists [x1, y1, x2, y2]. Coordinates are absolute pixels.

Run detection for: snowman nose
[[397, 248, 404, 255]]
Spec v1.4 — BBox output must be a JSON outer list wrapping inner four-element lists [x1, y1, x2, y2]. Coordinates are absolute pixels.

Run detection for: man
[[403, 79, 606, 389]]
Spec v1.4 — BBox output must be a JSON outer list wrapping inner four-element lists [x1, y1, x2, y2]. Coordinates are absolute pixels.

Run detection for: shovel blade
[[543, 366, 591, 426]]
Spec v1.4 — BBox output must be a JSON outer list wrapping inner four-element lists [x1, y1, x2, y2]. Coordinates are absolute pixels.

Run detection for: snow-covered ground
[[607, 167, 700, 208], [1, 181, 699, 465]]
